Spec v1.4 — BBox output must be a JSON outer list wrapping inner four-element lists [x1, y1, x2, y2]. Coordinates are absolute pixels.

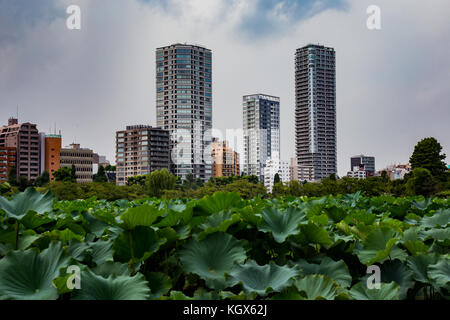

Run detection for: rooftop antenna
[[16, 105, 19, 120]]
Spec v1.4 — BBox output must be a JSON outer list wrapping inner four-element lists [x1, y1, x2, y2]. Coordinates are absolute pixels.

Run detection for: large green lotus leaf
[[197, 192, 244, 215], [21, 210, 54, 229], [324, 205, 347, 223], [421, 228, 450, 243], [421, 209, 449, 229], [349, 281, 400, 300], [297, 257, 352, 288], [179, 233, 246, 290], [258, 207, 307, 243], [66, 240, 90, 262], [271, 287, 305, 300], [92, 261, 131, 278], [72, 269, 150, 300], [0, 242, 69, 300], [0, 188, 53, 220], [47, 228, 83, 243], [298, 223, 333, 247], [113, 226, 166, 264], [228, 260, 299, 296], [380, 260, 414, 299], [428, 259, 450, 289], [168, 291, 194, 300], [88, 239, 114, 266], [18, 230, 42, 250], [403, 240, 429, 256], [406, 253, 440, 283], [120, 203, 164, 229], [80, 211, 111, 237], [146, 272, 172, 299], [154, 204, 186, 228], [412, 198, 433, 211], [294, 275, 338, 300], [197, 211, 240, 240], [356, 227, 406, 266]]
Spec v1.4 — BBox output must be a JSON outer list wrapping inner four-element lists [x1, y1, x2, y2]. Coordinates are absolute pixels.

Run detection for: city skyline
[[1, 0, 449, 177]]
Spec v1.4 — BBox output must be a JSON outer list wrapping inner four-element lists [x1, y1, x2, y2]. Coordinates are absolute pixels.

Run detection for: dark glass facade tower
[[156, 44, 212, 181], [295, 44, 337, 182]]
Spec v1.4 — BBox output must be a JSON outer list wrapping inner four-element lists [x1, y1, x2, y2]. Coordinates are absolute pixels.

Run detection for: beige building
[[290, 157, 299, 181], [60, 143, 93, 183], [212, 138, 240, 178]]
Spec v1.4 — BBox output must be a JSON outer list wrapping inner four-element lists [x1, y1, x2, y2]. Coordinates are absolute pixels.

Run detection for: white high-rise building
[[243, 94, 280, 182], [264, 158, 290, 192]]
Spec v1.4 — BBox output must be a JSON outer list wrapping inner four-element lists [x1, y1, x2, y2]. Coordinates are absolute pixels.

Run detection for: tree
[[93, 166, 108, 183], [7, 166, 17, 186], [17, 176, 31, 191], [145, 169, 177, 197], [54, 167, 76, 182], [35, 171, 50, 187], [410, 137, 447, 179], [406, 168, 437, 197], [127, 175, 146, 186], [273, 173, 281, 184], [71, 164, 77, 181]]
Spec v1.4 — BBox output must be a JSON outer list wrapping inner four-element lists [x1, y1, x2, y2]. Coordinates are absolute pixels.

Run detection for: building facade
[[295, 44, 337, 182], [211, 138, 240, 178], [289, 157, 299, 181], [156, 44, 213, 181], [0, 147, 16, 183], [0, 118, 41, 181], [351, 155, 375, 176], [264, 158, 290, 193], [116, 125, 170, 186], [60, 143, 93, 183], [44, 134, 62, 182], [243, 94, 280, 182]]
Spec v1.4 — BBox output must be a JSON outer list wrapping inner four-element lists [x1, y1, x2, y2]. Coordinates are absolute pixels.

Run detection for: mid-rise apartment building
[[116, 125, 170, 186], [156, 43, 213, 181], [44, 134, 62, 182], [289, 157, 299, 181], [0, 118, 41, 181], [243, 94, 280, 182], [211, 138, 240, 178], [295, 44, 337, 182], [351, 155, 375, 177], [0, 147, 16, 183], [60, 143, 93, 183]]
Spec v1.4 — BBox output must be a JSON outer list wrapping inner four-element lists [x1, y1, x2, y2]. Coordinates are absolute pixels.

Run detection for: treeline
[[0, 137, 448, 200]]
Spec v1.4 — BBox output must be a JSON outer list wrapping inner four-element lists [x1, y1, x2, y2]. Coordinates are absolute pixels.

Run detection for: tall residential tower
[[295, 44, 337, 182], [156, 44, 213, 181], [243, 94, 280, 182]]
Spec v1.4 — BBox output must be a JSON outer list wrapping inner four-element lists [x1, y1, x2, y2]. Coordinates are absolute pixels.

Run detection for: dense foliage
[[0, 188, 448, 300]]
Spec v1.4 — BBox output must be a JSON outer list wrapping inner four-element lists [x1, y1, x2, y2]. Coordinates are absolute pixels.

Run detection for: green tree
[[54, 167, 76, 182], [127, 175, 146, 186], [7, 166, 17, 186], [93, 166, 108, 183], [145, 169, 177, 197], [272, 182, 286, 197], [410, 137, 447, 179], [273, 173, 281, 184], [34, 171, 50, 187], [406, 168, 437, 197], [286, 180, 302, 197], [71, 164, 77, 181]]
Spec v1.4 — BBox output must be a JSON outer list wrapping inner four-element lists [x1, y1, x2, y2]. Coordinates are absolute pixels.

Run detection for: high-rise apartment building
[[44, 134, 62, 182], [295, 44, 337, 182], [0, 147, 16, 183], [60, 143, 93, 183], [156, 44, 213, 181], [243, 94, 280, 182], [116, 125, 170, 186], [211, 138, 240, 178], [0, 118, 41, 181]]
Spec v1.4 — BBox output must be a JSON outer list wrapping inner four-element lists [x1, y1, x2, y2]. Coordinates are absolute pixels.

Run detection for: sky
[[0, 0, 449, 177]]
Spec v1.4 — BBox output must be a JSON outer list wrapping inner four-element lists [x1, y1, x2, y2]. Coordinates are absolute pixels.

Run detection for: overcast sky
[[0, 0, 449, 176]]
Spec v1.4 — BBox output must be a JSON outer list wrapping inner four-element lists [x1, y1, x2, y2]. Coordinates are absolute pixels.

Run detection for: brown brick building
[[0, 118, 41, 181], [0, 147, 16, 183], [212, 138, 240, 178]]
